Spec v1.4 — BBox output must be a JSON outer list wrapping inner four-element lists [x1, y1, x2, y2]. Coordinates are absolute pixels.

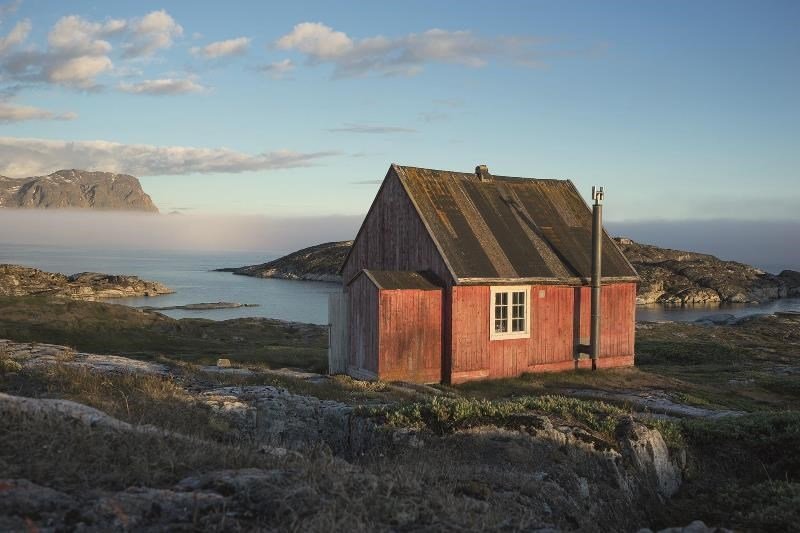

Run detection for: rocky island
[[0, 170, 159, 212], [615, 238, 800, 304], [221, 239, 800, 305], [216, 240, 353, 283], [0, 264, 173, 300]]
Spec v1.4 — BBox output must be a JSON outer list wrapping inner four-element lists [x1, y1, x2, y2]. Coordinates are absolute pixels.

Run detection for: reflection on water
[[636, 298, 800, 322]]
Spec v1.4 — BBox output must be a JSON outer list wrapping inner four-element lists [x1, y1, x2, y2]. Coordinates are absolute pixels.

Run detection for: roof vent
[[475, 164, 492, 182]]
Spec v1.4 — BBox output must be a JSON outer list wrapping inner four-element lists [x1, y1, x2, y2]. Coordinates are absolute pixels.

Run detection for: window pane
[[495, 293, 503, 306], [512, 318, 524, 332], [495, 319, 507, 333]]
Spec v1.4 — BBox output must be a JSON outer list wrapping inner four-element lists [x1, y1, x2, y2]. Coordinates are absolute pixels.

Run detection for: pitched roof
[[392, 164, 638, 283], [353, 270, 443, 291]]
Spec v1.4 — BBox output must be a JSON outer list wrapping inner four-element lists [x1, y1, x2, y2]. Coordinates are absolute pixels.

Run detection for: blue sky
[[1, 0, 798, 220]]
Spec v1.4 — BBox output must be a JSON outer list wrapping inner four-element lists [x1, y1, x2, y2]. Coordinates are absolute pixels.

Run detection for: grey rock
[[616, 419, 682, 499], [615, 238, 800, 305], [217, 240, 352, 283], [0, 264, 173, 300], [0, 169, 158, 211]]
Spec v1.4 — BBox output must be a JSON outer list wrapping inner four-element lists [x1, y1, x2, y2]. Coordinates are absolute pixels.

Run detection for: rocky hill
[[614, 238, 800, 304], [222, 239, 800, 305], [217, 241, 353, 283], [0, 265, 173, 300], [0, 170, 158, 212]]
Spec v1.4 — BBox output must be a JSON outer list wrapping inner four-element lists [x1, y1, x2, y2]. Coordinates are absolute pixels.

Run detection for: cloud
[[0, 101, 77, 122], [47, 15, 125, 56], [47, 55, 113, 87], [0, 136, 339, 177], [433, 98, 463, 108], [419, 111, 449, 122], [260, 58, 294, 79], [0, 18, 29, 54], [328, 123, 416, 134], [349, 179, 382, 185], [122, 10, 182, 58], [118, 77, 205, 95], [0, 0, 21, 24], [275, 22, 545, 77], [191, 36, 250, 59], [0, 10, 187, 90]]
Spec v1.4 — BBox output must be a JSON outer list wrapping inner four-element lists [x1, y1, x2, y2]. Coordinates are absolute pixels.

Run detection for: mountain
[[0, 264, 173, 300], [220, 239, 800, 305], [216, 241, 353, 283], [0, 170, 158, 212]]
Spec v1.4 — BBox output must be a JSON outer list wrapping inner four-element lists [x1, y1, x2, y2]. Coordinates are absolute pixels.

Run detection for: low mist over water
[[606, 219, 800, 273], [0, 210, 360, 255], [1, 211, 797, 273]]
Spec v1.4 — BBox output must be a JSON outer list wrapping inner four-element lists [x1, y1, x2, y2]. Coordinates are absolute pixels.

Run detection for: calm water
[[0, 244, 340, 324], [1, 243, 798, 324], [636, 298, 800, 322]]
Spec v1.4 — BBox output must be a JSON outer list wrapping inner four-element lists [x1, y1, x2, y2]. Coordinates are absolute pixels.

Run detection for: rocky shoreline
[[0, 264, 173, 300], [615, 238, 800, 304], [137, 302, 259, 311], [220, 239, 800, 306], [215, 240, 352, 283]]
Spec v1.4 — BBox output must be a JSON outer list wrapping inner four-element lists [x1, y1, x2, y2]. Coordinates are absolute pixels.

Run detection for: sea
[[1, 243, 798, 324]]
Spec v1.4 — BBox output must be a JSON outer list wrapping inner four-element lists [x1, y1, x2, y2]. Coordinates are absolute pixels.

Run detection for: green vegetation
[[669, 412, 800, 531], [0, 295, 327, 372], [1, 294, 799, 530]]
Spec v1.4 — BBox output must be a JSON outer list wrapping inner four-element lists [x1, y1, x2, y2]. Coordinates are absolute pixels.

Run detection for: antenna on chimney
[[592, 186, 604, 205], [475, 165, 492, 182]]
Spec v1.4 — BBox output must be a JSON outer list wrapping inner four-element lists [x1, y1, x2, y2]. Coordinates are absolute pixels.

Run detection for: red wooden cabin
[[334, 164, 639, 384]]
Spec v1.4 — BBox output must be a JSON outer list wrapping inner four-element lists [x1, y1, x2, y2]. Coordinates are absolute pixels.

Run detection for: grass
[[370, 394, 629, 440], [0, 409, 275, 493], [664, 412, 800, 531], [1, 364, 240, 442], [2, 296, 799, 529], [0, 295, 328, 372]]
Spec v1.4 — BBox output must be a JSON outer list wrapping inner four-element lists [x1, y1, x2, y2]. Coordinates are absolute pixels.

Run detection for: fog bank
[[0, 210, 361, 255], [0, 211, 797, 273], [607, 219, 800, 273]]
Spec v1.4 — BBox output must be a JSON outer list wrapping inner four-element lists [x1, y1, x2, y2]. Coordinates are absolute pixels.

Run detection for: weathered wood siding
[[327, 291, 349, 374], [347, 274, 378, 379], [378, 288, 442, 383], [341, 169, 453, 286], [448, 282, 635, 383]]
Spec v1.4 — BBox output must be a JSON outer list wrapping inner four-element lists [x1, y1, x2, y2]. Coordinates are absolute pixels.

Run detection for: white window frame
[[489, 285, 531, 340]]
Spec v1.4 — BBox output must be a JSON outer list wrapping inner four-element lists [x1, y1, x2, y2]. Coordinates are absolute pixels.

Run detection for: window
[[490, 286, 530, 340]]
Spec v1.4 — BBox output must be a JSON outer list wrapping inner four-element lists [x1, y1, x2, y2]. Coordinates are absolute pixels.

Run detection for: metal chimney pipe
[[590, 186, 604, 371]]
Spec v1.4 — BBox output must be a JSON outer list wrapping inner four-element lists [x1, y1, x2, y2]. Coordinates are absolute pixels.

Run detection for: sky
[[0, 1, 798, 266]]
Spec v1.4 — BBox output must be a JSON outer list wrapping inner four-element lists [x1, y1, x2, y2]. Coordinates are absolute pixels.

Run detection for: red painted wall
[[378, 289, 442, 383], [448, 282, 635, 384]]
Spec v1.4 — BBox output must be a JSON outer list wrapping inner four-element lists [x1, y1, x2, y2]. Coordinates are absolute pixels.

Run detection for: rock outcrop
[[217, 241, 352, 282], [0, 264, 173, 300], [615, 239, 800, 304], [0, 170, 158, 212]]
